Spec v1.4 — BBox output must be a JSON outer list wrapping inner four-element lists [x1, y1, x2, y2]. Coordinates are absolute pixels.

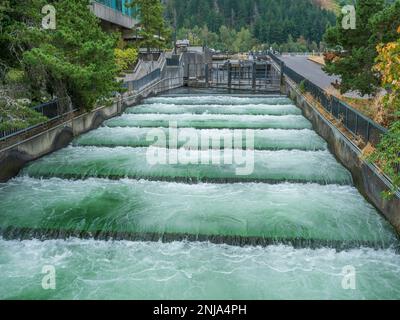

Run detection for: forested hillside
[[164, 0, 336, 51]]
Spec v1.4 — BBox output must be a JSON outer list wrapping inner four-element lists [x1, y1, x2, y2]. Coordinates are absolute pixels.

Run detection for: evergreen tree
[[165, 0, 335, 47], [1, 0, 121, 111], [133, 0, 171, 52], [323, 0, 400, 95], [232, 27, 255, 52]]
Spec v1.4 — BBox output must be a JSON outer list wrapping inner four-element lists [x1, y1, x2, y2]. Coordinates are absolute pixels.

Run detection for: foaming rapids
[[1, 239, 400, 299], [0, 178, 396, 248], [126, 103, 302, 116], [22, 147, 353, 185], [74, 127, 327, 151], [104, 114, 313, 130]]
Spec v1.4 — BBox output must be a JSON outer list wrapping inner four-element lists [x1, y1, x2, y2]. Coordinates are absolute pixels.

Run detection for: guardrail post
[[228, 62, 232, 89], [118, 97, 122, 114], [265, 63, 268, 89], [252, 62, 257, 90], [279, 61, 285, 87], [238, 64, 241, 88], [205, 64, 209, 87], [355, 115, 359, 136]]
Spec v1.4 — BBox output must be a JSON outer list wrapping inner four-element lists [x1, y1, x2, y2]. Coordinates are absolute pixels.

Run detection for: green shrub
[[4, 69, 25, 85], [299, 80, 306, 93], [0, 99, 47, 131], [115, 48, 139, 73], [370, 115, 400, 198]]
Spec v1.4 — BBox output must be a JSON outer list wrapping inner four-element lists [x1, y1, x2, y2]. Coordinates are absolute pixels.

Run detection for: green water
[[0, 178, 395, 244], [1, 240, 400, 300], [126, 103, 302, 115], [0, 93, 399, 300], [105, 114, 313, 130], [144, 96, 294, 105], [74, 128, 327, 151], [23, 147, 352, 184]]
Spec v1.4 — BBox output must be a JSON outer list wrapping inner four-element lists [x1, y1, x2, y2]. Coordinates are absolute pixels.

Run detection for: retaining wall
[[0, 76, 183, 182], [284, 78, 400, 232]]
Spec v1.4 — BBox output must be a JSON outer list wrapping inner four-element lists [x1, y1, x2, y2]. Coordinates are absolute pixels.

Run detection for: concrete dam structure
[[0, 90, 399, 299]]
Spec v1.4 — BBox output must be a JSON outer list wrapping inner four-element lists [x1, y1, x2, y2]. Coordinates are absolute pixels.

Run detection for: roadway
[[279, 55, 368, 99], [279, 55, 339, 90]]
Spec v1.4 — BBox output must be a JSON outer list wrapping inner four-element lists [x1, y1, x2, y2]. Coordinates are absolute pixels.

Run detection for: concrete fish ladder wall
[[0, 76, 184, 182], [284, 79, 400, 233]]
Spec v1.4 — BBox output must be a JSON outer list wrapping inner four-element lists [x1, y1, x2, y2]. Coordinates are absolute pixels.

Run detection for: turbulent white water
[[74, 127, 327, 151], [22, 147, 353, 184], [126, 103, 302, 115], [105, 113, 313, 130], [1, 239, 400, 300], [0, 177, 394, 243], [144, 96, 293, 105], [0, 93, 398, 300]]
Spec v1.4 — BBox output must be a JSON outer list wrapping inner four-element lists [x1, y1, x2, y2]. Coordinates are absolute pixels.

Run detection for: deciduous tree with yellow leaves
[[371, 26, 400, 197]]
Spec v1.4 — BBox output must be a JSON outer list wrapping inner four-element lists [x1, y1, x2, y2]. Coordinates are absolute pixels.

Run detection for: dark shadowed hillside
[[164, 0, 336, 48]]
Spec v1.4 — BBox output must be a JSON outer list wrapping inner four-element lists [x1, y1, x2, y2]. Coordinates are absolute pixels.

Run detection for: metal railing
[[31, 99, 62, 118], [123, 68, 161, 92], [269, 52, 283, 67], [191, 61, 281, 92], [0, 109, 78, 143], [269, 52, 388, 147], [0, 98, 73, 141], [166, 55, 181, 66], [0, 54, 182, 146]]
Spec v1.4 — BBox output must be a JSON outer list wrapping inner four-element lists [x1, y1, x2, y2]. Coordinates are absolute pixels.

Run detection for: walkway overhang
[[89, 1, 138, 30]]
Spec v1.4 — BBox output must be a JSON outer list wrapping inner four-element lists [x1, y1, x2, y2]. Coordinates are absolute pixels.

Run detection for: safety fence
[[269, 52, 388, 147], [166, 55, 181, 66], [1, 98, 74, 141], [123, 68, 161, 92], [186, 62, 281, 92]]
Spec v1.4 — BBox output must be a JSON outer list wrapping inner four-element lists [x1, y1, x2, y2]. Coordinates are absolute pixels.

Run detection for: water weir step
[[22, 147, 353, 185], [1, 240, 400, 299], [126, 103, 302, 116], [143, 95, 293, 105], [104, 114, 313, 130], [1, 228, 397, 251], [74, 127, 327, 151], [0, 178, 395, 245], [1, 93, 398, 300]]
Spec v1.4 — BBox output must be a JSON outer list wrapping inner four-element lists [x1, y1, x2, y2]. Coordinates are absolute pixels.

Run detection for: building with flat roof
[[89, 0, 139, 33]]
